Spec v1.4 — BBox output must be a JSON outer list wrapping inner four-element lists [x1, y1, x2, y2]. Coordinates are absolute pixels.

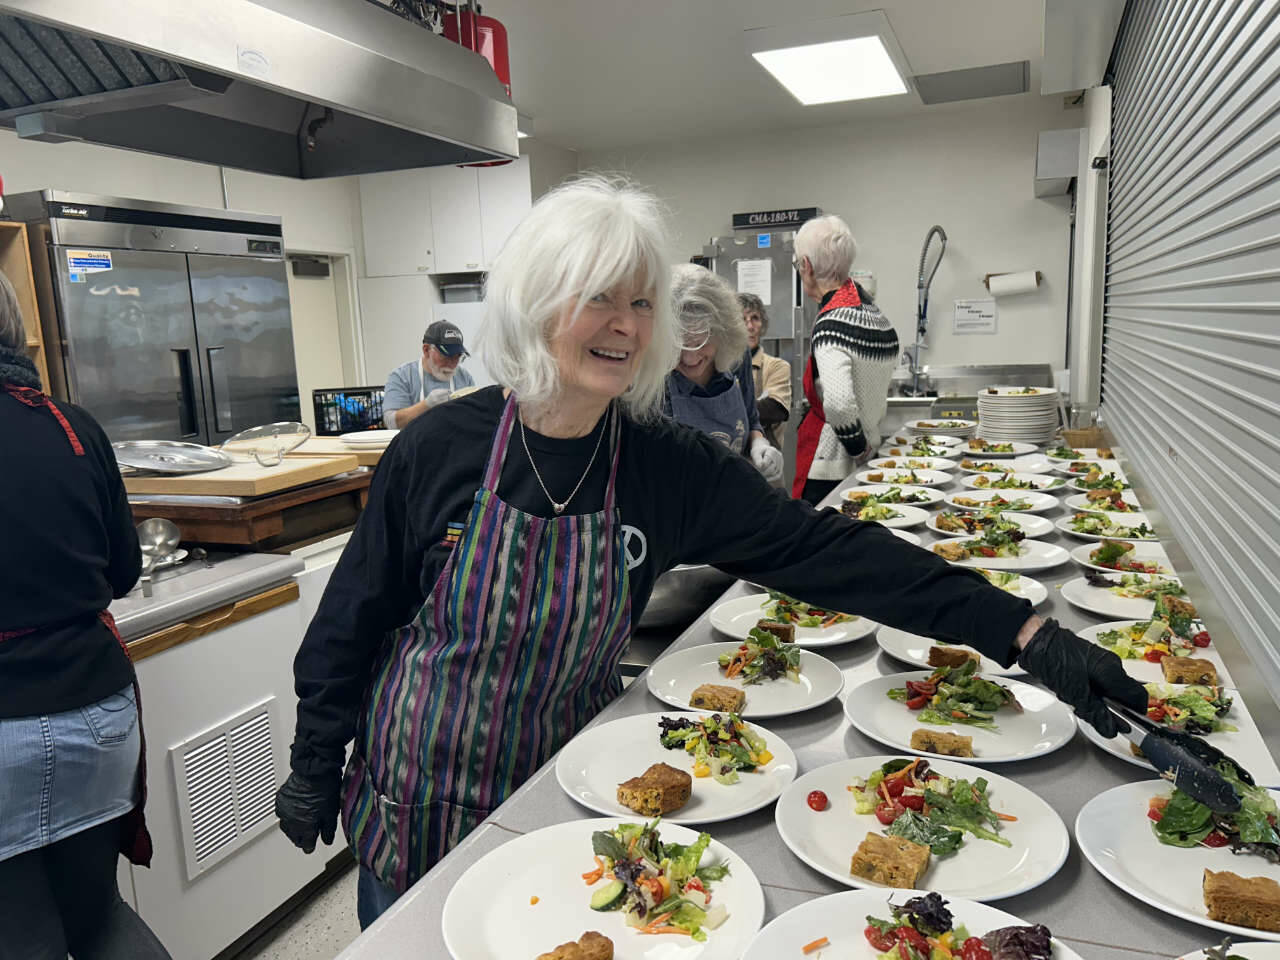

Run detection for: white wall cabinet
[[478, 157, 532, 268], [428, 165, 485, 274], [358, 274, 439, 386], [359, 168, 434, 277]]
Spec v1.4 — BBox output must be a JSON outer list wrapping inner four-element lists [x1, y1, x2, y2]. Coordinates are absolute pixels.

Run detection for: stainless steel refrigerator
[[6, 190, 300, 445]]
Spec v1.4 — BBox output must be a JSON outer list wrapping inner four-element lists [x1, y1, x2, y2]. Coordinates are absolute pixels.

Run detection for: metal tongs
[[1106, 698, 1251, 813]]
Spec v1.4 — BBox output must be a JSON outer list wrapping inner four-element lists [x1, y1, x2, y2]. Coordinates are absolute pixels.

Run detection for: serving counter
[[334, 448, 1276, 960]]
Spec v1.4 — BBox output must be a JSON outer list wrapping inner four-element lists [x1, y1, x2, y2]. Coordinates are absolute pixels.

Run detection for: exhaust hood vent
[[0, 0, 517, 178], [913, 61, 1030, 105]]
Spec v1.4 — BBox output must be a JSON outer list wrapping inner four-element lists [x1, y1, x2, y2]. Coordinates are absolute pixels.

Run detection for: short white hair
[[794, 215, 857, 287], [482, 175, 677, 418], [670, 263, 747, 374], [0, 270, 25, 352]]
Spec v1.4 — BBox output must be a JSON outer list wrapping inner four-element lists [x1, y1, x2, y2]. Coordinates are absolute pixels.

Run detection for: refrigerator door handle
[[206, 346, 233, 433], [172, 349, 200, 438]]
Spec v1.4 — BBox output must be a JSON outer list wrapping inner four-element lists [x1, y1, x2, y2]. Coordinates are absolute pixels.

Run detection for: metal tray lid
[[219, 422, 311, 466], [113, 441, 234, 474]]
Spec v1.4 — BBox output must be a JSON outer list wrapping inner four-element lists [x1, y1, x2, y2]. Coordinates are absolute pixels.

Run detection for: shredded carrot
[[529, 895, 539, 905], [582, 855, 605, 885], [638, 911, 675, 933], [640, 926, 690, 935], [995, 811, 1018, 822], [880, 781, 892, 806], [885, 758, 920, 781], [821, 613, 843, 628], [628, 835, 638, 856], [803, 936, 831, 954]]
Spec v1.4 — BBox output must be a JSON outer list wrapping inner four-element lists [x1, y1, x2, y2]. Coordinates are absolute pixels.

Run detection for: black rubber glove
[[1017, 618, 1149, 738], [274, 771, 339, 854]]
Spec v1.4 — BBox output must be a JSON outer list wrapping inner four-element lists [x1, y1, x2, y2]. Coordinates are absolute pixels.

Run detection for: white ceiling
[[483, 0, 1051, 151]]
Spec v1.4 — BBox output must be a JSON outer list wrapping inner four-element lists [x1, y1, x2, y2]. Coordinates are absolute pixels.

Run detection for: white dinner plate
[[710, 593, 878, 647], [1055, 511, 1159, 542], [888, 433, 963, 448], [892, 529, 923, 546], [555, 713, 798, 824], [843, 672, 1077, 763], [840, 484, 947, 507], [958, 457, 1052, 475], [930, 537, 1071, 572], [857, 468, 953, 487], [1051, 459, 1111, 477], [1076, 621, 1231, 686], [867, 456, 958, 472], [1069, 541, 1175, 577], [927, 511, 1054, 539], [772, 757, 1069, 900], [1175, 947, 1280, 960], [876, 626, 1028, 677], [743, 889, 1085, 959], [339, 428, 398, 445], [442, 818, 765, 960], [982, 386, 1060, 399], [943, 489, 1061, 514], [1046, 446, 1115, 463], [962, 439, 1042, 458], [1064, 492, 1144, 512], [647, 643, 845, 718], [1060, 574, 1184, 620], [1075, 688, 1280, 783], [1067, 473, 1132, 495], [905, 418, 977, 435], [960, 473, 1066, 492], [1076, 781, 1280, 942], [838, 502, 932, 529]]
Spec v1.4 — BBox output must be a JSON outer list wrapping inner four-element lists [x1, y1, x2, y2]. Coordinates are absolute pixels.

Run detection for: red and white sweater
[[806, 281, 900, 481]]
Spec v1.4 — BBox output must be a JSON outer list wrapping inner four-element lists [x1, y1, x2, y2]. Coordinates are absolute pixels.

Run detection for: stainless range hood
[[0, 0, 518, 177]]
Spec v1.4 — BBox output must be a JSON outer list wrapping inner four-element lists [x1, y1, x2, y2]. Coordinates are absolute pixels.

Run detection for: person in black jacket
[[0, 270, 171, 959], [273, 176, 1147, 928]]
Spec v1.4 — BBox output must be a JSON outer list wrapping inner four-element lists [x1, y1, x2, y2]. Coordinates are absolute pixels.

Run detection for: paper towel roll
[[987, 271, 1040, 297]]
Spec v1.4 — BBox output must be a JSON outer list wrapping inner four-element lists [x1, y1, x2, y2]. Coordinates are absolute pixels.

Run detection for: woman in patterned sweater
[[791, 215, 900, 504]]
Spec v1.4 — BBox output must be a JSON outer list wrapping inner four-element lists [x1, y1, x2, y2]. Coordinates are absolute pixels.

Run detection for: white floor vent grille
[[171, 699, 280, 880]]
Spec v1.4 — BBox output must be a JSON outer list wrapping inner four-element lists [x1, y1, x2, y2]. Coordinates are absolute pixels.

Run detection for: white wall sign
[[736, 258, 772, 306], [953, 298, 998, 335]]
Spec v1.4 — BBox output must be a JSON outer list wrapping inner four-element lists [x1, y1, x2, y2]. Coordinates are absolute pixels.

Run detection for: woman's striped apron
[[341, 394, 631, 892]]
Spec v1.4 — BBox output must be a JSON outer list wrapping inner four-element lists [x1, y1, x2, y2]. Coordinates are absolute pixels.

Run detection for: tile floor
[[233, 863, 359, 960]]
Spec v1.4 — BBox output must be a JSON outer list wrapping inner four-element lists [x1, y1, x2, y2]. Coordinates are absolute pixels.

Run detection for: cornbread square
[[866, 472, 885, 482], [689, 683, 745, 712], [535, 930, 615, 960], [927, 645, 980, 669], [911, 729, 974, 757], [1163, 656, 1218, 685], [849, 832, 931, 888], [932, 541, 969, 562], [755, 620, 795, 644], [1203, 870, 1280, 932], [616, 763, 692, 816]]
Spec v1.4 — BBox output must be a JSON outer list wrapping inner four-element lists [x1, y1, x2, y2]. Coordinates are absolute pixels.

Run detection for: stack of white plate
[[903, 417, 977, 438], [339, 429, 398, 448], [977, 386, 1060, 445]]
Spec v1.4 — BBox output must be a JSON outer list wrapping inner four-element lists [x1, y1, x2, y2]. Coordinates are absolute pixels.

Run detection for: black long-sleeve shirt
[[0, 393, 141, 717], [290, 387, 1031, 782]]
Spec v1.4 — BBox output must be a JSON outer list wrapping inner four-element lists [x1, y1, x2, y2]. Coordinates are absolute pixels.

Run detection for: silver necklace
[[519, 408, 609, 515]]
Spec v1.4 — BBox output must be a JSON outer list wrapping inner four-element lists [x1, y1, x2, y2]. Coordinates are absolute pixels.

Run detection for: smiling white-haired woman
[[791, 214, 900, 504], [276, 176, 1147, 931], [663, 263, 782, 482]]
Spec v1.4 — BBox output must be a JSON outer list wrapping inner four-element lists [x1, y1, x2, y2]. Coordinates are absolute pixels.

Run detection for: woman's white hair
[[481, 174, 677, 419], [794, 215, 858, 288], [0, 270, 25, 352], [670, 263, 747, 374]]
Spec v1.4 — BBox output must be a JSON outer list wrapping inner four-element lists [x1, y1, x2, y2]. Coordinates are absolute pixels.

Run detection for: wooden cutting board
[[122, 454, 360, 497], [286, 437, 388, 467]]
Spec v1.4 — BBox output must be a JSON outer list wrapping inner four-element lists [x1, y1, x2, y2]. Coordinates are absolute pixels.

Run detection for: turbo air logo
[[59, 206, 90, 218]]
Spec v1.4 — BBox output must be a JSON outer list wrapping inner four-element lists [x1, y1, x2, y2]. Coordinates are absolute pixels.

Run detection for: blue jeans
[[357, 865, 402, 930]]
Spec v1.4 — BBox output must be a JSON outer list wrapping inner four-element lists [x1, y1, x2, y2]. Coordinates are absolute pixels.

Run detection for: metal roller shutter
[[1103, 0, 1280, 701]]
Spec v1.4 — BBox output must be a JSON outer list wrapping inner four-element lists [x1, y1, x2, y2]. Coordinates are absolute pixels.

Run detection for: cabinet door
[[478, 156, 532, 269], [432, 301, 494, 388], [428, 165, 485, 274], [359, 169, 434, 277]]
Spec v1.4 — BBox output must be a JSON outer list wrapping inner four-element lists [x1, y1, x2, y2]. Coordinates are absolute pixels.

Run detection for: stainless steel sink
[[891, 362, 1054, 398]]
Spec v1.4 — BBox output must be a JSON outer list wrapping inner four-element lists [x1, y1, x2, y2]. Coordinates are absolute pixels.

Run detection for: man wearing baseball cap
[[382, 320, 475, 429]]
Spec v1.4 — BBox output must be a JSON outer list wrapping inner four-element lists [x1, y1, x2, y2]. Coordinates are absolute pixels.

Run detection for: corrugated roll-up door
[[1103, 0, 1280, 700]]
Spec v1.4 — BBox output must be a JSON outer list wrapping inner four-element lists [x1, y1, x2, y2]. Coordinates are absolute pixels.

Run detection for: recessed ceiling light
[[753, 35, 907, 105]]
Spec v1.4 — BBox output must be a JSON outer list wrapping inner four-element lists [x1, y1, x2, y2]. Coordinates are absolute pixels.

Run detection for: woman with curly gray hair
[[663, 264, 783, 482]]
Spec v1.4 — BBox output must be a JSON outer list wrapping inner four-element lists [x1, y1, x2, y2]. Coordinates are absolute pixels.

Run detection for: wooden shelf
[[0, 221, 49, 390]]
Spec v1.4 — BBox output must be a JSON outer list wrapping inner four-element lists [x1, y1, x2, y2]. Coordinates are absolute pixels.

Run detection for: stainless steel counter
[[109, 551, 304, 641], [335, 448, 1261, 960]]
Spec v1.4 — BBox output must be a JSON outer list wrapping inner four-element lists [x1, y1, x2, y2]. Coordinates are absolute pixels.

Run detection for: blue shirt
[[382, 359, 475, 428]]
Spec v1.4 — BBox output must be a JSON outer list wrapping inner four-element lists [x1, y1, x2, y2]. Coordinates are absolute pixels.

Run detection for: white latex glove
[[424, 387, 451, 410], [750, 436, 784, 483], [854, 444, 877, 467]]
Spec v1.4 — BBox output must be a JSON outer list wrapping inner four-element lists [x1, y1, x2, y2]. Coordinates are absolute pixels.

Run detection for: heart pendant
[[553, 503, 565, 515]]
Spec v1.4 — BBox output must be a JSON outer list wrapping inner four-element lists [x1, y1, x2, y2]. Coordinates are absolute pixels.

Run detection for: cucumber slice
[[589, 878, 625, 911]]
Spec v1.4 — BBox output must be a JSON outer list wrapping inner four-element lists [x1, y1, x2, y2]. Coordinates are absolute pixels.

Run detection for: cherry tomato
[[1147, 705, 1166, 722], [962, 937, 994, 960], [977, 546, 996, 557], [896, 927, 930, 953], [899, 793, 926, 811], [1147, 807, 1164, 822], [806, 790, 829, 812], [1192, 631, 1211, 648], [1268, 815, 1277, 830], [875, 801, 905, 825], [1202, 830, 1229, 848], [1143, 648, 1168, 663], [884, 777, 907, 798], [905, 694, 930, 710], [864, 926, 897, 952]]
